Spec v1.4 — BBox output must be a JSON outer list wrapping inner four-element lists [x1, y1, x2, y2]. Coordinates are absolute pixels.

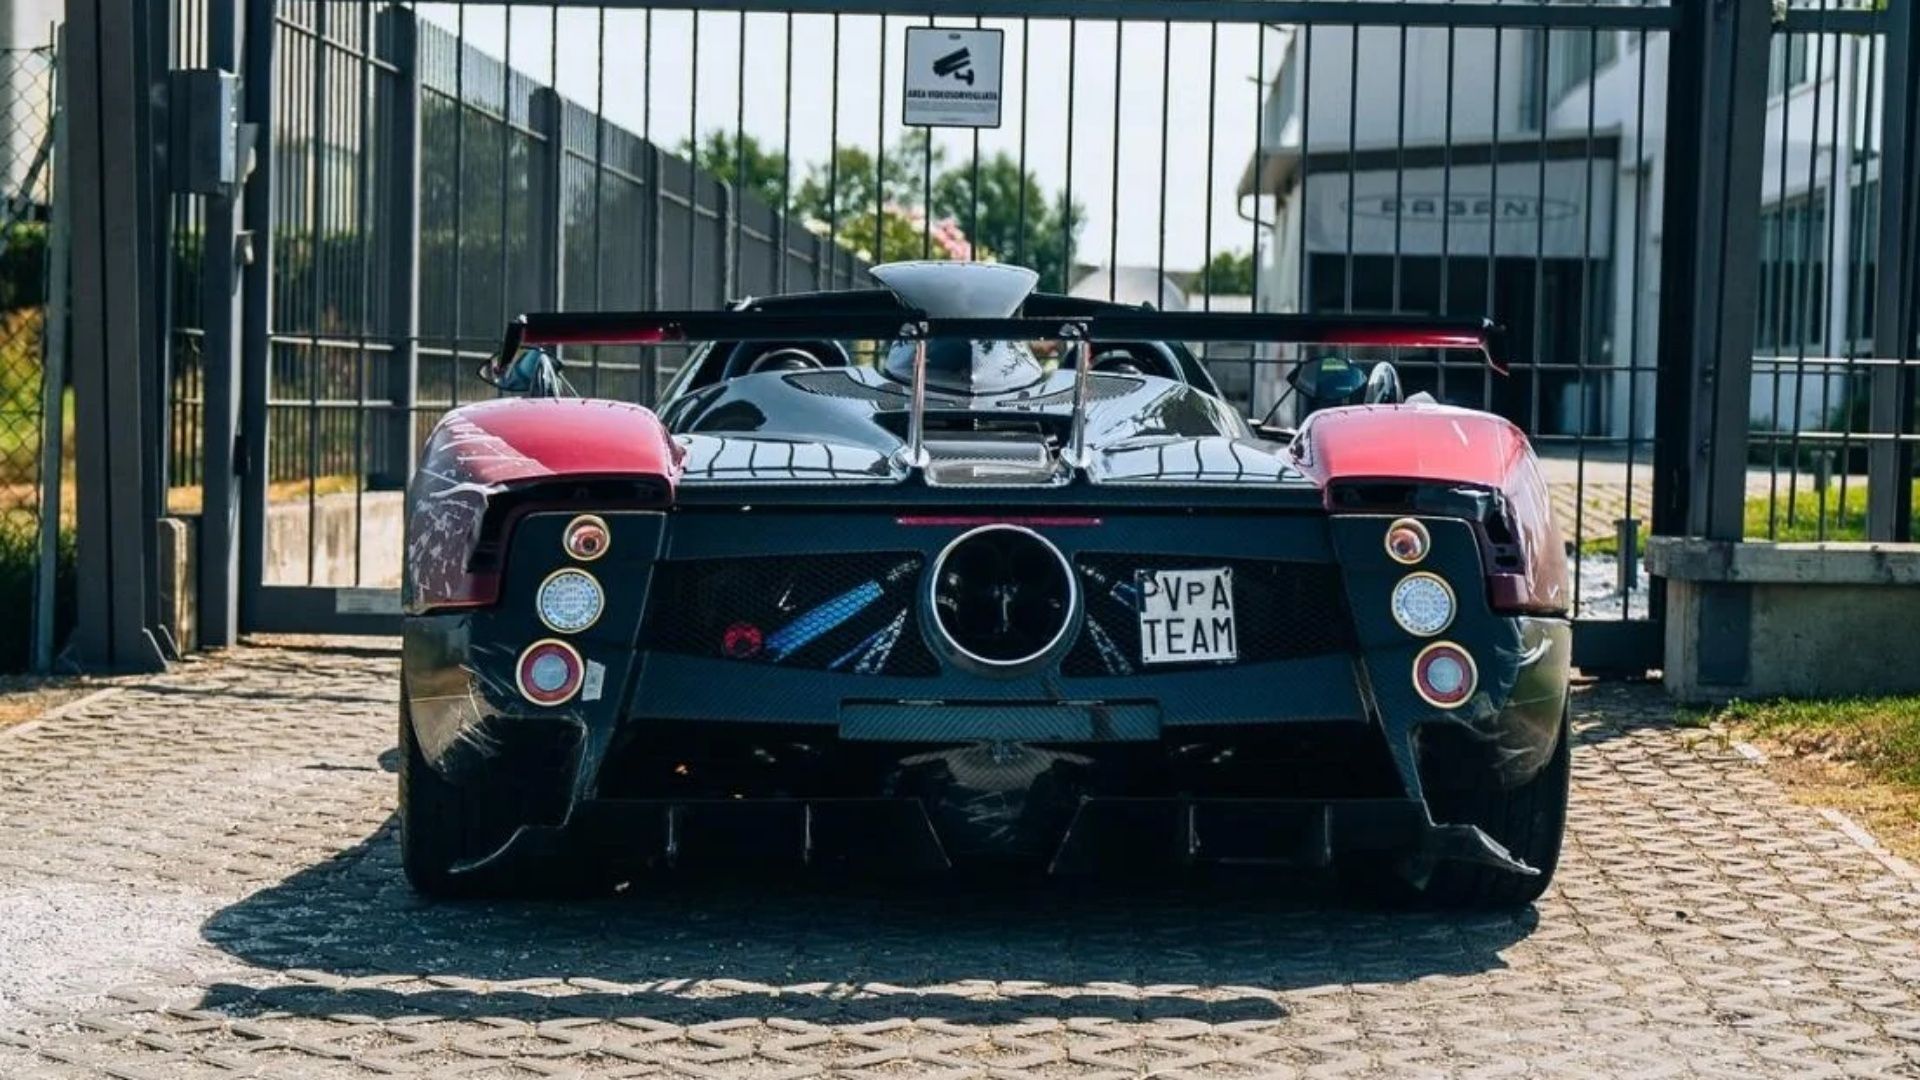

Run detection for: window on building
[[1768, 34, 1812, 97], [1548, 28, 1621, 107], [1755, 194, 1828, 354]]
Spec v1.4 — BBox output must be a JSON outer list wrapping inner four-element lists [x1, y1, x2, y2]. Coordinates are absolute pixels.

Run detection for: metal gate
[[164, 0, 1748, 669], [42, 0, 1909, 670]]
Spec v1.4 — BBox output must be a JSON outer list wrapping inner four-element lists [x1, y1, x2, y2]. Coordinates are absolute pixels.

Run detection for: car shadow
[[198, 818, 1538, 1026]]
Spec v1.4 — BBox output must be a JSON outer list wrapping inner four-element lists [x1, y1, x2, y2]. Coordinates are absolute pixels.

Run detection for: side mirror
[[479, 348, 565, 397]]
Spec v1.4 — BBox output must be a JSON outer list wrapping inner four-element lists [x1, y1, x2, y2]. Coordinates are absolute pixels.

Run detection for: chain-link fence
[[0, 46, 60, 672]]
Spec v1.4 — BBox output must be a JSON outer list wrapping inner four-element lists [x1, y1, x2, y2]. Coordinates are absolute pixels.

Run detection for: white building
[[1241, 23, 1874, 440]]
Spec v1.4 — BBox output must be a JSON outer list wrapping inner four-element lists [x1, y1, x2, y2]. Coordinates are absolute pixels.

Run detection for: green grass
[[1712, 696, 1920, 792], [0, 517, 72, 673], [1579, 480, 1920, 556]]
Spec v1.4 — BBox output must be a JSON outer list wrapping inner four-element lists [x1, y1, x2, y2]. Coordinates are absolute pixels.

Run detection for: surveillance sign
[[903, 27, 1004, 128]]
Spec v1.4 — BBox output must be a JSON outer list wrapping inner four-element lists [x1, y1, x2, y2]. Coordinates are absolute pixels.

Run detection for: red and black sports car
[[400, 261, 1572, 907]]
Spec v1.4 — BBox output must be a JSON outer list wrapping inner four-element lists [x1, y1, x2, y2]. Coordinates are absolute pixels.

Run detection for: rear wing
[[495, 308, 1502, 471]]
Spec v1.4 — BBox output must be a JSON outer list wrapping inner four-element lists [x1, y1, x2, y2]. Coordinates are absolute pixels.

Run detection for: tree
[[680, 130, 792, 211], [931, 151, 1083, 292], [1197, 248, 1256, 296]]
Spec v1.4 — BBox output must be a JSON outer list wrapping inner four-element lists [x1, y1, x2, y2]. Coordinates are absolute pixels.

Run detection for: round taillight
[[1413, 642, 1477, 709], [536, 568, 604, 634], [722, 621, 764, 659], [563, 515, 610, 562], [1385, 518, 1430, 564], [517, 639, 584, 706], [1390, 572, 1456, 637]]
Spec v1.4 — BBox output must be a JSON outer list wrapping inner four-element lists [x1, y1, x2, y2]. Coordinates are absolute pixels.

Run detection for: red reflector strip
[[895, 515, 1103, 527]]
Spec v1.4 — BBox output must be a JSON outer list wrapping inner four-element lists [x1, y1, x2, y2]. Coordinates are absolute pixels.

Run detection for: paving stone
[[1, 641, 1917, 1078]]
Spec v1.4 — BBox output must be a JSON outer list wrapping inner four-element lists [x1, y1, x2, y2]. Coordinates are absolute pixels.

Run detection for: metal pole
[[196, 0, 243, 647], [1654, 0, 1771, 541], [377, 7, 420, 491], [33, 29, 70, 671], [1868, 0, 1919, 541], [237, 0, 276, 626]]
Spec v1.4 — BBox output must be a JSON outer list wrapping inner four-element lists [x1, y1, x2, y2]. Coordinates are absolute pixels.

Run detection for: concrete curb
[[2, 686, 125, 740], [1818, 807, 1920, 885]]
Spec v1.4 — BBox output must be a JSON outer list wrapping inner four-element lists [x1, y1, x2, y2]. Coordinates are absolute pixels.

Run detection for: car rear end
[[402, 482, 1570, 893]]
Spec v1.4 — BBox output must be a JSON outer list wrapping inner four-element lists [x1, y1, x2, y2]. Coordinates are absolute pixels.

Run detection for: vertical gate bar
[[238, 0, 275, 626], [1341, 23, 1355, 312], [687, 11, 700, 304], [450, 6, 465, 415], [1251, 22, 1264, 316], [1155, 20, 1167, 306], [1200, 21, 1214, 313], [305, 5, 326, 585], [1438, 18, 1454, 402], [1107, 20, 1121, 301], [1788, 19, 1832, 533], [34, 25, 70, 667], [352, 0, 374, 585], [1390, 22, 1405, 318], [1529, 27, 1546, 449], [1485, 25, 1501, 413], [1869, 0, 1918, 541], [1838, 32, 1877, 537], [1063, 19, 1074, 276], [923, 14, 935, 262], [1297, 22, 1311, 317], [379, 7, 420, 493], [826, 13, 840, 273], [1764, 23, 1793, 536], [969, 15, 981, 260], [500, 3, 514, 343], [1572, 23, 1600, 617], [141, 0, 171, 650], [874, 15, 886, 263], [1013, 16, 1026, 271], [198, 0, 243, 646], [1815, 16, 1847, 540], [1622, 22, 1648, 617], [734, 12, 745, 294], [780, 12, 793, 292], [600, 6, 612, 395], [538, 63, 562, 310]]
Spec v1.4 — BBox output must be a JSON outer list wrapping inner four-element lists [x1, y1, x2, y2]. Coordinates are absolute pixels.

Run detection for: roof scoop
[[870, 261, 1039, 318]]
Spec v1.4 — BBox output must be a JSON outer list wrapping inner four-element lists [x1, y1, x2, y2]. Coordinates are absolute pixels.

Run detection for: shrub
[[0, 519, 72, 673]]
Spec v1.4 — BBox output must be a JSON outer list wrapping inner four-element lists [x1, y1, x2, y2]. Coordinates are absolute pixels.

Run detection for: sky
[[414, 4, 1286, 275]]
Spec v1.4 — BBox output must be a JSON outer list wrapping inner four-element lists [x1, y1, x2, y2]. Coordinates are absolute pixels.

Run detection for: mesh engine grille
[[1061, 555, 1356, 676], [645, 553, 939, 676]]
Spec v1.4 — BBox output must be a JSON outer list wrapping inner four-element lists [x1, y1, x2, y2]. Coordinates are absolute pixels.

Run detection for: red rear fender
[[405, 398, 681, 613]]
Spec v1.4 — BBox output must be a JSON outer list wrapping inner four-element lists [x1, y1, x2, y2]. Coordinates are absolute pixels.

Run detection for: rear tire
[[1343, 705, 1572, 910]]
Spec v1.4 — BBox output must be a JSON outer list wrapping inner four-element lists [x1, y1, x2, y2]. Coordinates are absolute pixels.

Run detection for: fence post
[[533, 86, 564, 311], [1869, 0, 1920, 541], [34, 29, 70, 671], [1654, 0, 1772, 542], [64, 0, 166, 671], [196, 0, 244, 648], [374, 8, 419, 492]]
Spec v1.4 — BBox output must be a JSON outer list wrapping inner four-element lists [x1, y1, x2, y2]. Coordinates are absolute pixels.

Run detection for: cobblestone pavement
[[2, 641, 1919, 1079]]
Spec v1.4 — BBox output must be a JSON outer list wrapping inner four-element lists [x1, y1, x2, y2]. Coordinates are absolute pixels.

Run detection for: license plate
[[1136, 568, 1237, 664]]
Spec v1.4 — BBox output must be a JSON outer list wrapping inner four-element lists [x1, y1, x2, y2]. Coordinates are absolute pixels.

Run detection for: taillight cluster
[[514, 515, 610, 707], [1384, 517, 1478, 709]]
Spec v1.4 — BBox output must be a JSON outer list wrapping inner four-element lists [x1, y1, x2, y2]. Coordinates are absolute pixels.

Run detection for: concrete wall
[[263, 491, 404, 588], [1649, 538, 1920, 702]]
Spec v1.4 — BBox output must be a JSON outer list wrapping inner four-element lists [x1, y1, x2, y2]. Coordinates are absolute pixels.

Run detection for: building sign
[[903, 27, 1004, 128], [1304, 158, 1614, 259]]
